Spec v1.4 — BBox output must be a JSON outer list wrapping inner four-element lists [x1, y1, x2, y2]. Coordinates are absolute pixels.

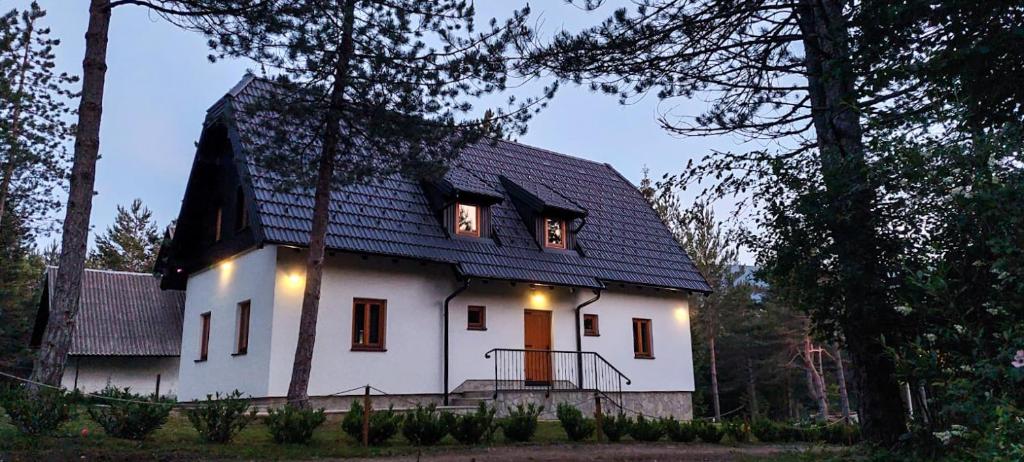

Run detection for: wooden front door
[[523, 309, 553, 384]]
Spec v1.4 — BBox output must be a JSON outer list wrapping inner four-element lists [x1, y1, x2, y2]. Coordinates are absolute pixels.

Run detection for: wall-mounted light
[[287, 273, 304, 287], [674, 306, 689, 324], [529, 290, 547, 308]]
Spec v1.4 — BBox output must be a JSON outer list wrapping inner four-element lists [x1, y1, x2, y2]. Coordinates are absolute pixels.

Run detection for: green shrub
[[600, 412, 632, 442], [751, 419, 781, 442], [341, 400, 401, 445], [777, 423, 804, 442], [265, 405, 326, 444], [87, 386, 173, 440], [500, 403, 542, 442], [724, 419, 751, 443], [185, 390, 255, 443], [695, 421, 724, 443], [0, 386, 74, 436], [799, 423, 824, 442], [663, 417, 697, 442], [447, 401, 496, 445], [824, 422, 861, 445], [556, 403, 595, 441], [401, 404, 450, 446], [629, 414, 664, 442]]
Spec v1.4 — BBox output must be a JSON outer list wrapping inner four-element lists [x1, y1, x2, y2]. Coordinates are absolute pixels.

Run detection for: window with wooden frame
[[455, 203, 480, 237], [544, 217, 566, 249], [234, 301, 250, 355], [234, 186, 248, 232], [583, 314, 599, 336], [467, 305, 486, 330], [352, 298, 387, 351], [632, 318, 654, 359], [214, 207, 223, 242], [198, 312, 211, 361]]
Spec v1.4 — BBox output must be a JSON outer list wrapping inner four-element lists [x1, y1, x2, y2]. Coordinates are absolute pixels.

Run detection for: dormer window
[[544, 217, 566, 249], [455, 203, 480, 237]]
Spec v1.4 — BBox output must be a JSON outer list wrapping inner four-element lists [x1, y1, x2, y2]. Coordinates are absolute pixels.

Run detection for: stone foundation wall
[[251, 390, 692, 420]]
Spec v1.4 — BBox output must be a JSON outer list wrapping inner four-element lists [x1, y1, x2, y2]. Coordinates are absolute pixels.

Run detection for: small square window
[[632, 318, 654, 359], [545, 218, 566, 249], [467, 305, 486, 330], [583, 314, 599, 336], [352, 298, 387, 351], [456, 203, 480, 237]]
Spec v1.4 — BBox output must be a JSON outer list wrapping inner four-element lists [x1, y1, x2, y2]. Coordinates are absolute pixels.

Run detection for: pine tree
[[0, 2, 76, 234], [0, 199, 45, 373], [184, 0, 551, 407], [88, 198, 160, 273], [33, 0, 271, 389]]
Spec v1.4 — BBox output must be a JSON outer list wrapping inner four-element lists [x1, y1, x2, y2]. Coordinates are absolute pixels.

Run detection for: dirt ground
[[332, 443, 827, 462]]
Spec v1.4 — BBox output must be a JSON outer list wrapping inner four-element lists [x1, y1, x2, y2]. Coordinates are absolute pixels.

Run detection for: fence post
[[155, 374, 161, 398], [594, 393, 604, 442], [362, 385, 371, 447]]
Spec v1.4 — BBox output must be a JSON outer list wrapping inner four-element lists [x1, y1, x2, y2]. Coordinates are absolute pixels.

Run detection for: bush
[[630, 414, 665, 442], [751, 419, 781, 442], [448, 401, 496, 445], [600, 412, 632, 442], [824, 422, 861, 445], [798, 423, 824, 442], [777, 423, 804, 442], [695, 421, 724, 443], [341, 400, 401, 445], [265, 405, 326, 444], [556, 403, 595, 441], [0, 386, 74, 436], [185, 390, 255, 443], [663, 417, 697, 442], [402, 404, 450, 446], [724, 419, 751, 443], [500, 403, 542, 442], [87, 386, 173, 440]]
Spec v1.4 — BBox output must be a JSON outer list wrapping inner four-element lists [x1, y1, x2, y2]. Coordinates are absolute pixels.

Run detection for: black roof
[[32, 268, 185, 356], [179, 76, 711, 292]]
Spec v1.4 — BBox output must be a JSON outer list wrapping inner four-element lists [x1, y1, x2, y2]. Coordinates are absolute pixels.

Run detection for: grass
[[0, 411, 853, 460]]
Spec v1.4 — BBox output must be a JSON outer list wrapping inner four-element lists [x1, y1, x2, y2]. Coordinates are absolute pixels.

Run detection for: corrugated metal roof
[[227, 78, 711, 293], [45, 268, 185, 356]]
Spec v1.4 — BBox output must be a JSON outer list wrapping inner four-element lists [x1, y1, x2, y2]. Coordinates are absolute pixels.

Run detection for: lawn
[[0, 412, 852, 461]]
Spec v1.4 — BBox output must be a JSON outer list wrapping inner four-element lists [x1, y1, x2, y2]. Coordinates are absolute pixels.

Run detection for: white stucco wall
[[179, 246, 695, 399], [62, 356, 180, 397], [176, 246, 278, 401]]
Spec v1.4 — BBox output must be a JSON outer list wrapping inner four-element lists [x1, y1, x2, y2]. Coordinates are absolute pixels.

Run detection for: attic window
[[455, 203, 480, 237], [544, 218, 566, 249], [234, 186, 248, 232]]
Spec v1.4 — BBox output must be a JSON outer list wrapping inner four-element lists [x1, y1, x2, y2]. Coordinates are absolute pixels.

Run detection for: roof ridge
[[489, 138, 610, 169], [46, 265, 159, 277]]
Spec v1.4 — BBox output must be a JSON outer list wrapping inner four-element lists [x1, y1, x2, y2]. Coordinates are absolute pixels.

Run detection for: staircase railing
[[483, 348, 631, 405]]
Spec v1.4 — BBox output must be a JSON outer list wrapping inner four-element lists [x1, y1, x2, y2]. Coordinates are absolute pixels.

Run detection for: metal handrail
[[483, 348, 632, 404], [484, 348, 632, 385]]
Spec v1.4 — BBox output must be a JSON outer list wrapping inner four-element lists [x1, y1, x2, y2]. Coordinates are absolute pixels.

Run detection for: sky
[[11, 1, 755, 263]]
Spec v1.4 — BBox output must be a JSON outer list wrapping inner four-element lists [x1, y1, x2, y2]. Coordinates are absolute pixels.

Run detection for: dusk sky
[[14, 1, 755, 262]]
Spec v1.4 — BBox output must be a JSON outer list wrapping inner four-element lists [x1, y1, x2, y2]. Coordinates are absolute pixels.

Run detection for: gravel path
[[332, 443, 823, 462]]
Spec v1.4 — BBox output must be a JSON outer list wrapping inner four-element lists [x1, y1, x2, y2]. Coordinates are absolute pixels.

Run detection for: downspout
[[574, 288, 602, 389], [443, 278, 470, 405]]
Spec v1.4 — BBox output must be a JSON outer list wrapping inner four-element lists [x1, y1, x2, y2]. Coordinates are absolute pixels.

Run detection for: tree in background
[[32, 0, 271, 389], [87, 198, 160, 272], [0, 199, 45, 374], [181, 0, 551, 407], [0, 2, 76, 236]]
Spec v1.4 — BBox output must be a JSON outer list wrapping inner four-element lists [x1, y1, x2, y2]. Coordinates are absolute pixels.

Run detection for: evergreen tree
[[185, 0, 551, 407], [0, 199, 45, 374], [88, 198, 160, 272], [33, 0, 270, 389], [0, 2, 76, 234]]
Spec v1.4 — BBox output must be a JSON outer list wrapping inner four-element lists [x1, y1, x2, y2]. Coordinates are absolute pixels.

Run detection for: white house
[[155, 76, 711, 418], [31, 267, 185, 396]]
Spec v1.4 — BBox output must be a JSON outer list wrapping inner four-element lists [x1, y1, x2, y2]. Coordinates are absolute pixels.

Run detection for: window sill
[[584, 333, 600, 337], [467, 326, 487, 331], [351, 347, 387, 352], [634, 355, 655, 360], [194, 358, 208, 363], [231, 352, 247, 357]]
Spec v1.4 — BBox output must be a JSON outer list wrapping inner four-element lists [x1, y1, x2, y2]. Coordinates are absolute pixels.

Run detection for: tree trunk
[[285, 0, 357, 408], [746, 357, 759, 420], [802, 337, 828, 421], [834, 345, 852, 422], [709, 334, 722, 421], [30, 0, 111, 388], [795, 0, 907, 441], [0, 12, 35, 226]]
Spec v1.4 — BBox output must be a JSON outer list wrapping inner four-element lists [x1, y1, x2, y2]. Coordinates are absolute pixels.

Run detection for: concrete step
[[448, 396, 494, 407]]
